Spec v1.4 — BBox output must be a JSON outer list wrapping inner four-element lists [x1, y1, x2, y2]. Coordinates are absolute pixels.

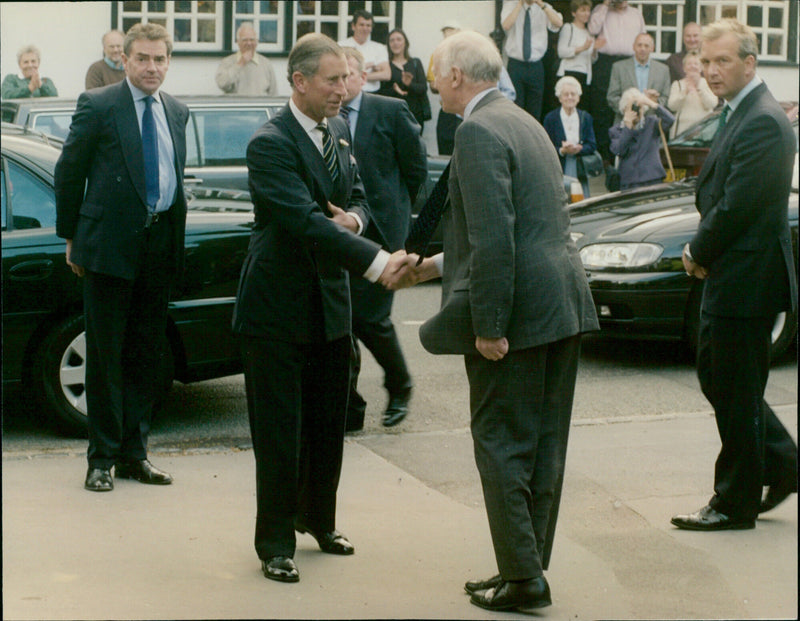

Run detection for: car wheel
[[33, 315, 89, 436], [32, 315, 175, 436]]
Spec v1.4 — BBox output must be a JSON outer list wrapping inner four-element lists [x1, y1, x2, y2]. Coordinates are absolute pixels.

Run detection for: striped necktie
[[317, 123, 339, 182]]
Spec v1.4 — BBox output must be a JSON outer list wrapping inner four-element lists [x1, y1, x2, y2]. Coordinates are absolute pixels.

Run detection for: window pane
[[198, 19, 216, 42], [123, 17, 140, 31], [699, 5, 717, 24], [297, 1, 316, 16], [175, 19, 192, 42], [296, 20, 315, 37], [194, 110, 269, 165], [7, 160, 57, 230], [123, 1, 142, 10], [237, 0, 254, 13], [661, 31, 676, 54], [148, 1, 166, 12], [260, 20, 278, 44], [721, 4, 738, 19], [642, 4, 657, 24], [148, 17, 167, 27], [662, 5, 677, 27], [186, 118, 199, 167], [320, 21, 338, 40], [348, 2, 365, 16], [371, 1, 390, 17], [321, 1, 339, 16], [767, 34, 782, 55], [372, 22, 388, 43], [747, 5, 763, 27], [260, 1, 278, 14], [198, 1, 216, 14], [769, 7, 784, 28], [175, 1, 192, 13]]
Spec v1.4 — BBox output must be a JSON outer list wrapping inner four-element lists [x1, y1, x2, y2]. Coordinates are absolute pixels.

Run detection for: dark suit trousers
[[240, 334, 350, 560], [348, 277, 412, 425], [83, 216, 173, 470], [507, 57, 545, 121], [588, 53, 628, 161], [697, 312, 798, 519], [465, 334, 581, 580]]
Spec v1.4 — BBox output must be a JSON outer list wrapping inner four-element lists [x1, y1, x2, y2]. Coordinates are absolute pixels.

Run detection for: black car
[[568, 174, 799, 358], [2, 124, 254, 435]]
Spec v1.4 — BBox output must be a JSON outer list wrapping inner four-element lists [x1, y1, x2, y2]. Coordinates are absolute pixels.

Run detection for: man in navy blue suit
[[672, 19, 797, 531], [56, 23, 188, 493]]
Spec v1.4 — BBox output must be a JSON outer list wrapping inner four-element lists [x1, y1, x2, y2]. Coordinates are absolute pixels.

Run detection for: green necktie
[[714, 105, 730, 139]]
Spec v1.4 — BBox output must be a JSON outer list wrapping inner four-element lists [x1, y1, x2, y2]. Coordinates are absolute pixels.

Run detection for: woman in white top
[[556, 0, 604, 92], [667, 51, 718, 137]]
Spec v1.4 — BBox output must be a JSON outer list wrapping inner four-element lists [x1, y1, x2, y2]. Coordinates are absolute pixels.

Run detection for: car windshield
[[670, 112, 720, 147]]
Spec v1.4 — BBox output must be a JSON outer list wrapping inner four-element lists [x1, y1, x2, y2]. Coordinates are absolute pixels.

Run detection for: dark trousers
[[348, 278, 412, 428], [436, 110, 462, 156], [507, 57, 545, 121], [697, 312, 798, 520], [465, 334, 582, 579], [588, 53, 628, 161], [241, 334, 350, 560], [83, 217, 173, 470]]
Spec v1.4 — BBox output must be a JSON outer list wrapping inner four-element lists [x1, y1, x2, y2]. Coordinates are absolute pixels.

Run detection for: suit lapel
[[280, 106, 335, 200], [114, 81, 148, 207]]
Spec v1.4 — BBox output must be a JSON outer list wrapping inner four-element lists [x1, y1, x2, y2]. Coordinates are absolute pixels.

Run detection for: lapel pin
[[339, 138, 349, 147]]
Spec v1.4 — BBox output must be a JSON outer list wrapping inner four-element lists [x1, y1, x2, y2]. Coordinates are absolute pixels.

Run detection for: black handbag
[[605, 164, 620, 192], [579, 152, 604, 177]]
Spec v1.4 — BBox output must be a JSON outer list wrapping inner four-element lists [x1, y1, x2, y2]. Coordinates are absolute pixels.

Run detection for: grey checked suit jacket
[[607, 57, 671, 123], [420, 90, 598, 354]]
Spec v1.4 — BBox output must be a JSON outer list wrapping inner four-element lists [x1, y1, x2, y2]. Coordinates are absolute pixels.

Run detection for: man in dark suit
[[340, 47, 428, 430], [671, 19, 797, 531], [231, 33, 409, 584], [389, 30, 598, 612], [55, 23, 188, 493]]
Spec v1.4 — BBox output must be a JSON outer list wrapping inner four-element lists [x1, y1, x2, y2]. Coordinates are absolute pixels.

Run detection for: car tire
[[685, 291, 797, 362], [32, 315, 175, 437]]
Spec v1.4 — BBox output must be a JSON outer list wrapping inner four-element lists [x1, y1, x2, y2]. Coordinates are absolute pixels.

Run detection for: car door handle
[[9, 259, 54, 281]]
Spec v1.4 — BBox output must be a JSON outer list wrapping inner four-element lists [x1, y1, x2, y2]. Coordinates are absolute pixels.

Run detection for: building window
[[629, 1, 686, 58], [116, 1, 398, 53], [294, 1, 395, 43], [119, 1, 224, 51], [697, 0, 790, 61]]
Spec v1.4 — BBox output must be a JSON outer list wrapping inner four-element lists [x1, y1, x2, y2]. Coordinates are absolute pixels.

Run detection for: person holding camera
[[609, 87, 674, 190]]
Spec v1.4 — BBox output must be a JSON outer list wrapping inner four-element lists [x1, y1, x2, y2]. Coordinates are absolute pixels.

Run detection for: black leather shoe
[[671, 505, 755, 531], [470, 576, 552, 612], [383, 389, 411, 427], [760, 482, 796, 513], [262, 556, 299, 583], [464, 573, 501, 595], [84, 468, 113, 492], [115, 460, 173, 485], [296, 524, 354, 555]]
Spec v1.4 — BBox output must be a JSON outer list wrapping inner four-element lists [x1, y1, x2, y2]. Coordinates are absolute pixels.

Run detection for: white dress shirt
[[502, 0, 560, 63]]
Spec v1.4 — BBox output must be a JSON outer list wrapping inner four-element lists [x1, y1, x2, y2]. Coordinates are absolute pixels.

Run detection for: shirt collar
[[127, 77, 161, 104], [344, 91, 363, 113], [725, 74, 762, 114], [236, 51, 260, 65], [464, 87, 498, 120], [635, 59, 650, 70], [289, 97, 326, 133], [104, 56, 123, 70]]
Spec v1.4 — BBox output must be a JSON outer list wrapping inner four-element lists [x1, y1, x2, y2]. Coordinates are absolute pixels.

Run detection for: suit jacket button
[[116, 176, 122, 182]]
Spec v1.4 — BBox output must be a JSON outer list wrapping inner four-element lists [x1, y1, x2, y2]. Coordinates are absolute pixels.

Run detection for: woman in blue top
[[543, 75, 598, 197]]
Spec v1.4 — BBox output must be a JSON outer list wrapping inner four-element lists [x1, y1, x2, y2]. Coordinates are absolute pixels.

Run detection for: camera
[[631, 103, 640, 113]]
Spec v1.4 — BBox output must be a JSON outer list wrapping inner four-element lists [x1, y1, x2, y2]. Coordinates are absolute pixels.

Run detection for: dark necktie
[[317, 123, 339, 182], [405, 161, 451, 262], [142, 95, 160, 209], [339, 105, 352, 130], [714, 104, 730, 139], [523, 7, 532, 61]]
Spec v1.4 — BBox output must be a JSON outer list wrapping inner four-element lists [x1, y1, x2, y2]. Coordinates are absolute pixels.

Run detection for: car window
[[191, 109, 269, 166], [29, 112, 73, 140], [4, 159, 56, 230], [670, 114, 720, 147]]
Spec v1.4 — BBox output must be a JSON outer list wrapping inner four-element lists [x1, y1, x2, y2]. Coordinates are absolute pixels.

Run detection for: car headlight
[[579, 243, 663, 268]]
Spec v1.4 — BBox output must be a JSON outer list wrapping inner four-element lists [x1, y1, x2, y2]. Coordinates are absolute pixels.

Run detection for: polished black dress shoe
[[464, 573, 501, 595], [470, 576, 552, 612], [671, 505, 755, 531], [84, 468, 113, 492], [760, 481, 796, 513], [383, 389, 411, 427], [296, 525, 354, 555], [115, 460, 173, 485], [262, 556, 299, 583]]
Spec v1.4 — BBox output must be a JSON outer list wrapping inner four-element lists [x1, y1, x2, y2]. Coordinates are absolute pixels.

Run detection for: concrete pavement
[[3, 406, 797, 620]]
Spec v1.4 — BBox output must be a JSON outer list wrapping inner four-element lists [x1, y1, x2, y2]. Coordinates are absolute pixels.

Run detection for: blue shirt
[[635, 60, 650, 93], [725, 74, 762, 116], [343, 91, 362, 138], [127, 78, 177, 213]]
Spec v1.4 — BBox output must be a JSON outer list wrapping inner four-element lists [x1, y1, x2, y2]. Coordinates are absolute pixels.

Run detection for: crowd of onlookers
[[2, 0, 725, 197]]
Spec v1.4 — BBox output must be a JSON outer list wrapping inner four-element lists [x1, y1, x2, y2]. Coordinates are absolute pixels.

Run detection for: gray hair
[[342, 46, 365, 73], [17, 44, 41, 64], [237, 22, 257, 41], [102, 29, 124, 46], [124, 22, 173, 57], [702, 18, 759, 61], [619, 87, 641, 114], [433, 30, 502, 85], [555, 75, 582, 98], [287, 33, 344, 86]]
